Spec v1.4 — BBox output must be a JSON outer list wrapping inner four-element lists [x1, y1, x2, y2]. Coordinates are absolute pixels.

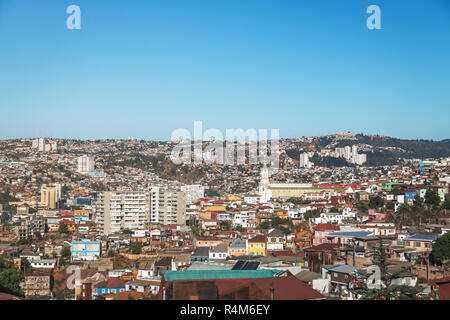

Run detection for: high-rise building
[[299, 153, 310, 168], [95, 191, 150, 235], [40, 184, 60, 209], [344, 146, 352, 160], [77, 156, 95, 174], [38, 138, 45, 152], [150, 187, 186, 225]]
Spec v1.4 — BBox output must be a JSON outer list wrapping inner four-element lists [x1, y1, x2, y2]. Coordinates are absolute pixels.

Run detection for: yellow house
[[228, 196, 242, 201], [205, 206, 227, 212], [247, 235, 267, 257], [276, 210, 289, 219]]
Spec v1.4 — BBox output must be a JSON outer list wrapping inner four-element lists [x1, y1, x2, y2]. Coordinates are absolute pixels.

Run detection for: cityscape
[[0, 0, 449, 308], [0, 134, 449, 301]]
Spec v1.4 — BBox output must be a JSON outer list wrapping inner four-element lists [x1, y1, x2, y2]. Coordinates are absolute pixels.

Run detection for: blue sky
[[0, 0, 449, 140]]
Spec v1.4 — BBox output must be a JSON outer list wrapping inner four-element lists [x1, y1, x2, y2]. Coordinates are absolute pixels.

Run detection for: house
[[71, 240, 102, 261], [313, 224, 340, 245], [154, 257, 173, 277], [247, 235, 267, 257], [93, 278, 126, 299], [30, 259, 56, 270], [20, 272, 52, 298], [164, 273, 325, 300], [209, 242, 229, 260], [136, 259, 156, 280], [324, 264, 365, 300], [266, 228, 286, 251], [430, 276, 450, 300], [294, 228, 313, 249], [126, 279, 161, 295], [195, 237, 223, 248], [326, 231, 373, 245], [404, 234, 439, 253], [191, 247, 209, 262], [228, 238, 247, 257], [104, 291, 145, 300], [305, 243, 340, 273]]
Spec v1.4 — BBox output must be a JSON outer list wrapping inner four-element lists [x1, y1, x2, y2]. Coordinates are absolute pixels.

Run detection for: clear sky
[[0, 0, 449, 141]]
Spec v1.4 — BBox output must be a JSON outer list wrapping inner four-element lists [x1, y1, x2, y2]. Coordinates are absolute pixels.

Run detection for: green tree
[[0, 258, 24, 297], [220, 221, 231, 231], [129, 242, 142, 254], [20, 258, 33, 274], [369, 196, 384, 209], [424, 189, 441, 207], [351, 237, 422, 300], [58, 222, 69, 234], [259, 221, 271, 230], [430, 232, 450, 264], [59, 246, 71, 265], [355, 202, 369, 212], [442, 194, 450, 210]]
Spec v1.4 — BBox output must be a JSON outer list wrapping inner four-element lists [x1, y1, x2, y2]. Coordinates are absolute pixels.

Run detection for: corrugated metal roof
[[405, 234, 439, 241], [162, 269, 281, 282], [328, 231, 373, 238]]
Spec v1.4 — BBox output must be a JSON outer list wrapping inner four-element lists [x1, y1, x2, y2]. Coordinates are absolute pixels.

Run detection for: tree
[[351, 237, 422, 300], [0, 258, 24, 297], [220, 221, 231, 231], [368, 196, 384, 209], [58, 222, 69, 234], [21, 258, 33, 274], [129, 242, 142, 254], [259, 221, 271, 230], [355, 202, 369, 212], [59, 246, 71, 265], [430, 232, 450, 264], [424, 189, 441, 207], [443, 194, 450, 210]]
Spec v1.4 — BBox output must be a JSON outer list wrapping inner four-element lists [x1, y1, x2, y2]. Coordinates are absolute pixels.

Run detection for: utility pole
[[352, 240, 356, 267]]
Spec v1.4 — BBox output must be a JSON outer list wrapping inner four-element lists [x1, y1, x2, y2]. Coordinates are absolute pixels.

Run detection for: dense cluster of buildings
[[0, 137, 449, 300]]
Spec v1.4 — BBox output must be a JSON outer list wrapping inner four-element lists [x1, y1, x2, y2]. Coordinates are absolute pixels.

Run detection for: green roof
[[188, 262, 233, 271], [162, 269, 282, 282]]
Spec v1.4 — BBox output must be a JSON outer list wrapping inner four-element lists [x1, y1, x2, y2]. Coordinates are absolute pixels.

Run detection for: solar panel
[[232, 260, 245, 270], [243, 262, 260, 270]]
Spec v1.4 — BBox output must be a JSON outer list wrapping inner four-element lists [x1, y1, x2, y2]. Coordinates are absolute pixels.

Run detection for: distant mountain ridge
[[286, 133, 450, 167]]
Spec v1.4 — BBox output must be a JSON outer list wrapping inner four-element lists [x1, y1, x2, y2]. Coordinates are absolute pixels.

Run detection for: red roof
[[313, 224, 340, 232], [214, 275, 324, 300], [95, 277, 126, 289]]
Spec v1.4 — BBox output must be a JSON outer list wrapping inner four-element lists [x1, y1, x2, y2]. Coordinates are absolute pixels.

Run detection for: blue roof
[[328, 231, 373, 238], [405, 234, 439, 241]]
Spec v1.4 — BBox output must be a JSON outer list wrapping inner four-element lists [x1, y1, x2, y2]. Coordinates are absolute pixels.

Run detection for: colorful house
[[294, 228, 313, 249], [247, 235, 267, 257], [228, 238, 247, 257], [93, 278, 126, 298]]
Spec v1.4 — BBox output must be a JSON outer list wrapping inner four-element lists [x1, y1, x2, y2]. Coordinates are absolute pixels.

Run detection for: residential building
[[95, 191, 150, 235], [150, 187, 186, 225]]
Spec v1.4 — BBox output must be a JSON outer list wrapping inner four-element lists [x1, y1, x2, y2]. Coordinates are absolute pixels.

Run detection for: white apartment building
[[232, 210, 256, 228], [95, 191, 150, 235], [150, 187, 186, 225], [77, 155, 95, 174], [299, 152, 312, 168]]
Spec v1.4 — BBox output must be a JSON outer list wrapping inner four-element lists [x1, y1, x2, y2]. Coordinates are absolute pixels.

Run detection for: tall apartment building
[[95, 191, 149, 235], [77, 155, 95, 174], [40, 184, 61, 209], [299, 153, 310, 168], [150, 187, 186, 225]]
